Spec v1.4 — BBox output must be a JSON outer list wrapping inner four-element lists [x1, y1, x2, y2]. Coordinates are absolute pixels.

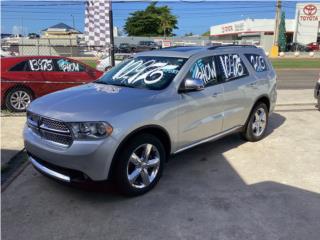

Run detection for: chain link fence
[[1, 38, 120, 69]]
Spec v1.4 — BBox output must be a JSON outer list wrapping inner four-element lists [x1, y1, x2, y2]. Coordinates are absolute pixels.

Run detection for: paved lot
[[1, 115, 26, 167], [2, 90, 320, 240], [276, 69, 319, 89]]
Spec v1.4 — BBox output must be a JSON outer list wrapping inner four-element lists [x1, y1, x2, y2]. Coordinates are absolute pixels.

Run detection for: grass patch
[[270, 58, 320, 69], [83, 60, 97, 68]]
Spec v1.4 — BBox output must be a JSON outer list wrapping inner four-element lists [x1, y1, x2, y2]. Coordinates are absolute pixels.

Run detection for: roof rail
[[208, 44, 257, 50]]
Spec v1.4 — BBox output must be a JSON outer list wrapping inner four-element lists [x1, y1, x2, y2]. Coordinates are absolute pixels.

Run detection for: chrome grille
[[27, 111, 73, 147], [41, 117, 70, 133]]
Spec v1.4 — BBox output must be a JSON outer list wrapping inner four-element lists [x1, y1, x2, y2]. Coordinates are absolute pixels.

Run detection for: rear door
[[42, 58, 97, 93], [178, 55, 224, 146], [216, 53, 253, 130]]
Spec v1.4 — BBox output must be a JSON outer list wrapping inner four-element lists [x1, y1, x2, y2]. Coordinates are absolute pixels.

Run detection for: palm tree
[[158, 7, 177, 37]]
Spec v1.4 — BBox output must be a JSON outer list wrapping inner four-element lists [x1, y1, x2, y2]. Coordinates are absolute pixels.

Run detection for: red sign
[[303, 4, 317, 16], [221, 25, 233, 33]]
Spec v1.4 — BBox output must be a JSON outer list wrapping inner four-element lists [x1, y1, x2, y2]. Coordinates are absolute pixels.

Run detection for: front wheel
[[114, 134, 165, 196], [242, 102, 269, 142]]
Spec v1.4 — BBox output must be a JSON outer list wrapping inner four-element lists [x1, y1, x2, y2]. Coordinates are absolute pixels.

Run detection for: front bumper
[[30, 155, 71, 182], [24, 125, 119, 181]]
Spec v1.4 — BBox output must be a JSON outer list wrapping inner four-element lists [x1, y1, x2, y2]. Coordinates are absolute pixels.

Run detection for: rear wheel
[[5, 87, 33, 112], [114, 134, 165, 196], [242, 102, 269, 142]]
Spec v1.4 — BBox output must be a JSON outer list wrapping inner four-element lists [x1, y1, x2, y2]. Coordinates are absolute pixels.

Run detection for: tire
[[5, 86, 33, 112], [242, 102, 269, 142], [114, 134, 165, 196]]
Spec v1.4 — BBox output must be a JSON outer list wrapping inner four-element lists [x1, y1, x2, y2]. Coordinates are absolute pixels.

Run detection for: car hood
[[28, 83, 162, 122]]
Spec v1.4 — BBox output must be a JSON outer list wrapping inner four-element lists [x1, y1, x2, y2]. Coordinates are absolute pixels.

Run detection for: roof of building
[[42, 23, 79, 32]]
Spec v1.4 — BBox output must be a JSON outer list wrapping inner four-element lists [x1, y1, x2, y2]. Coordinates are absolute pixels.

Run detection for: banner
[[84, 0, 111, 46]]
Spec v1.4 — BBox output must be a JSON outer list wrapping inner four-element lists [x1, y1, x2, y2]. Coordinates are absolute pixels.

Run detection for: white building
[[210, 2, 320, 51]]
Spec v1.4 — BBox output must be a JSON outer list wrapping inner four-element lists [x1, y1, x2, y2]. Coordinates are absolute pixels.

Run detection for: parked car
[[315, 75, 320, 110], [306, 42, 320, 52], [287, 42, 310, 52], [1, 56, 103, 112], [96, 53, 132, 72], [28, 33, 40, 39], [24, 45, 277, 196], [117, 43, 134, 53], [133, 41, 161, 52], [0, 49, 14, 57]]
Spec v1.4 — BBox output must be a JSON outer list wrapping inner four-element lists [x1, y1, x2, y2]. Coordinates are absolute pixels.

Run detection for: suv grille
[[27, 111, 73, 147]]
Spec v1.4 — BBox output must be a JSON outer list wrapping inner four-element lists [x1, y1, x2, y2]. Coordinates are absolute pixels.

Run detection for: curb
[[1, 149, 30, 192]]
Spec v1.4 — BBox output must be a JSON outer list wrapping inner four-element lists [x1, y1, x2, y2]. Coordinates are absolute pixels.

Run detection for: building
[[41, 23, 81, 39], [210, 2, 320, 51]]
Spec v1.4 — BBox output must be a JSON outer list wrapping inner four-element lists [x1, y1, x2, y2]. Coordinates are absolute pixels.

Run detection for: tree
[[278, 11, 287, 52], [124, 2, 178, 37], [185, 32, 194, 37], [202, 31, 210, 37]]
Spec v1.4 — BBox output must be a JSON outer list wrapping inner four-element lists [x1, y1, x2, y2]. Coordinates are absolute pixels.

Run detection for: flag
[[84, 0, 111, 47]]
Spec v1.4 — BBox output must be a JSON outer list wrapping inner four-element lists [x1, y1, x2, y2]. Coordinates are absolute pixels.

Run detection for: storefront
[[210, 3, 320, 51]]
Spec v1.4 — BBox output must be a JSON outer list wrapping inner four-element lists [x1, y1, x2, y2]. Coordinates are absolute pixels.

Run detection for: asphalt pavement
[[276, 69, 319, 89]]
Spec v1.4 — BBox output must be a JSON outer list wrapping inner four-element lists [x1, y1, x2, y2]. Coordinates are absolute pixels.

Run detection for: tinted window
[[28, 58, 55, 72], [186, 56, 218, 87], [10, 61, 30, 71], [216, 54, 248, 81], [53, 59, 85, 72], [96, 56, 186, 90], [245, 54, 268, 72]]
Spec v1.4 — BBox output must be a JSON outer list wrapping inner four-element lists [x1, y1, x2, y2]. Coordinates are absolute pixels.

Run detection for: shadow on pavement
[[2, 112, 320, 240]]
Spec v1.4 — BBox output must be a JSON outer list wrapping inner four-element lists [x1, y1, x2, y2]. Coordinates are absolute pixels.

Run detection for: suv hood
[[28, 83, 162, 122]]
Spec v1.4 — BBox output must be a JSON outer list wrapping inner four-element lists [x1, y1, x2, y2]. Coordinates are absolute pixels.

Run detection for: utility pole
[[71, 15, 75, 30], [109, 2, 115, 67], [271, 0, 282, 57]]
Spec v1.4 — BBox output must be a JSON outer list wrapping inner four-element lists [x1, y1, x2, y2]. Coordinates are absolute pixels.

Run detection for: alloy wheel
[[10, 90, 31, 111], [126, 143, 160, 189], [252, 107, 267, 137]]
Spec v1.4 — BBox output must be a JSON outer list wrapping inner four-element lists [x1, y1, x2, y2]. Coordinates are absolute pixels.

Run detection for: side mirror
[[182, 78, 205, 92]]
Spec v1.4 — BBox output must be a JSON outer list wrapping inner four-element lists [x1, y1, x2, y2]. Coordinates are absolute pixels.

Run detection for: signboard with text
[[294, 3, 320, 44]]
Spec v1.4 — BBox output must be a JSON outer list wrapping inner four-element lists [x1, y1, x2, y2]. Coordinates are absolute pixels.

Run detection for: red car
[[307, 42, 320, 52], [1, 56, 103, 112]]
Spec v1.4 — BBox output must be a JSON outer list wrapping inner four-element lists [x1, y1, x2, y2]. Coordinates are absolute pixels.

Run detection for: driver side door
[[177, 55, 224, 148]]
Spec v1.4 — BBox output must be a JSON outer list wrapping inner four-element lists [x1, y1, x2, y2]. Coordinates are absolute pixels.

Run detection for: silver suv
[[24, 46, 277, 196]]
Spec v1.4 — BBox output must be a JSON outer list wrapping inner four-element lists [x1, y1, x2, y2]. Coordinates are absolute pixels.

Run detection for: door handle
[[249, 82, 258, 89], [212, 92, 222, 97]]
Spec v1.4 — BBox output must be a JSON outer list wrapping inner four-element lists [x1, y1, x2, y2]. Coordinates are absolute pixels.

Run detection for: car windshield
[[96, 56, 187, 90]]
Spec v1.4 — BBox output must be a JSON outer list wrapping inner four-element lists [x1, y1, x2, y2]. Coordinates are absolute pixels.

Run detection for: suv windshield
[[96, 56, 186, 90]]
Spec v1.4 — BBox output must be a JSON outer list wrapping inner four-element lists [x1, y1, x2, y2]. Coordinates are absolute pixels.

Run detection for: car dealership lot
[[2, 90, 320, 240]]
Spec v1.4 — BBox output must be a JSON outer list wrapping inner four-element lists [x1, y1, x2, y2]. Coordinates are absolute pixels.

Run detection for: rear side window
[[216, 54, 248, 81], [245, 54, 268, 72], [28, 58, 55, 71], [186, 56, 218, 87], [53, 59, 85, 72], [10, 61, 30, 71]]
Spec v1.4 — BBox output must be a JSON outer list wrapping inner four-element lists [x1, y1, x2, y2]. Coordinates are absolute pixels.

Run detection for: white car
[[96, 54, 131, 72], [0, 49, 14, 57]]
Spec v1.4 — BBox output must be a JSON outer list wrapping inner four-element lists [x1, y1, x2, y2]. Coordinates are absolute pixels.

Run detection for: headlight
[[68, 122, 113, 140]]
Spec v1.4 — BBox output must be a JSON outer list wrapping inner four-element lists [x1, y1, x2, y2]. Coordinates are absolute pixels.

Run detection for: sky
[[0, 1, 309, 36]]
